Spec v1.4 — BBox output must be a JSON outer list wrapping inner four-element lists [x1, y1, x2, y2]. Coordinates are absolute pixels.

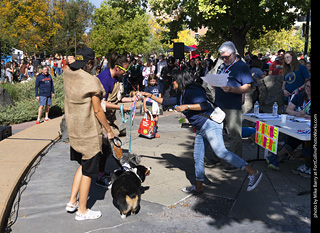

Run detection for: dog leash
[[131, 95, 140, 122], [120, 94, 140, 122], [120, 104, 129, 123], [120, 93, 143, 153], [120, 104, 133, 153], [111, 136, 122, 147]]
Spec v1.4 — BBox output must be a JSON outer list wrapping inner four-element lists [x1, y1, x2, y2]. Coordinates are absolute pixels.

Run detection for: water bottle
[[272, 102, 278, 116], [254, 101, 259, 115]]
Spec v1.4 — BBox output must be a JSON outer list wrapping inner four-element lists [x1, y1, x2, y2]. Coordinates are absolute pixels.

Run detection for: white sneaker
[[181, 185, 196, 193], [75, 209, 102, 221], [299, 167, 311, 178], [181, 185, 204, 194], [291, 164, 308, 175], [247, 170, 263, 191]]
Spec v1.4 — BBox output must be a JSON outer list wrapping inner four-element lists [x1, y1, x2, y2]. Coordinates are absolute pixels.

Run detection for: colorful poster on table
[[255, 121, 279, 154]]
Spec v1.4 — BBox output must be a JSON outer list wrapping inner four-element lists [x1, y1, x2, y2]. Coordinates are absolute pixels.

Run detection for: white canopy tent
[[12, 48, 24, 60]]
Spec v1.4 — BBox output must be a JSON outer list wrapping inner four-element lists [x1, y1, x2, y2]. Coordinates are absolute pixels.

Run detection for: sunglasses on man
[[220, 54, 234, 60], [116, 65, 130, 73]]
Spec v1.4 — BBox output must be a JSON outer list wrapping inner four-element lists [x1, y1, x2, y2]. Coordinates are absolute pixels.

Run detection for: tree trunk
[[230, 26, 250, 57], [232, 35, 246, 57]]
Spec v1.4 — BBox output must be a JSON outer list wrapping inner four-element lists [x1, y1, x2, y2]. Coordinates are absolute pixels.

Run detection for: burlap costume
[[64, 68, 106, 160], [105, 82, 122, 135]]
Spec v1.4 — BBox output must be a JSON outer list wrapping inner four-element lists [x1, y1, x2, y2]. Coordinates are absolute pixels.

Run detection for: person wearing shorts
[[64, 47, 114, 221], [70, 147, 101, 178], [35, 66, 55, 124]]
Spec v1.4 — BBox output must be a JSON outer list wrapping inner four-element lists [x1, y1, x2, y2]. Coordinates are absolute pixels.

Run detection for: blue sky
[[89, 0, 104, 8]]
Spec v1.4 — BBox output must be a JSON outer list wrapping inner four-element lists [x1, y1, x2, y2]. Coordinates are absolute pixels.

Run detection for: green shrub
[[0, 75, 65, 125]]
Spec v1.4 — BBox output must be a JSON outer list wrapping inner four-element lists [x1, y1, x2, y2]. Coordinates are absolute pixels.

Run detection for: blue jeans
[[56, 68, 63, 76], [19, 73, 25, 81], [194, 119, 248, 181], [28, 72, 34, 79]]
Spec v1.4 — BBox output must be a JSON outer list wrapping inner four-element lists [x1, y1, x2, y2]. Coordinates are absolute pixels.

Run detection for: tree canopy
[[50, 0, 94, 56], [0, 0, 55, 54], [0, 0, 312, 57], [0, 0, 94, 56], [149, 0, 311, 55], [89, 0, 163, 56]]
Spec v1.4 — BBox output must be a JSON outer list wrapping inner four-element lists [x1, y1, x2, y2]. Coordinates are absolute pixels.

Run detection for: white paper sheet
[[292, 117, 310, 122], [245, 113, 280, 119], [200, 74, 228, 87]]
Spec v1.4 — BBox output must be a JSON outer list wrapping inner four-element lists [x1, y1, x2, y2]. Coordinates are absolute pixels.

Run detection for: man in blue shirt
[[35, 66, 55, 124], [215, 41, 253, 161]]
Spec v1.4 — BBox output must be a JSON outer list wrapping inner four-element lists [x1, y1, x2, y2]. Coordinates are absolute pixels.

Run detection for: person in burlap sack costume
[[64, 47, 114, 221]]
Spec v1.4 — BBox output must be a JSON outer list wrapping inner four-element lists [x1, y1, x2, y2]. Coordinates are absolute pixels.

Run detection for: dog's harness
[[129, 167, 151, 183], [130, 168, 142, 182]]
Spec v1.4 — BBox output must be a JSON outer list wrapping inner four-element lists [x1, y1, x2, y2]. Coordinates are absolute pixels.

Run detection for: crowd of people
[[1, 47, 311, 90], [0, 54, 66, 84], [92, 48, 311, 111], [94, 53, 216, 98]]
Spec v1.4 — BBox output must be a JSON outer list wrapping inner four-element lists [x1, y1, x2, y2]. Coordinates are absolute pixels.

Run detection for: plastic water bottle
[[254, 101, 259, 115], [272, 102, 278, 116]]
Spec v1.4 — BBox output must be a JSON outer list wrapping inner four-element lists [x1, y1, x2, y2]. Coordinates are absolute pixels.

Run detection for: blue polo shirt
[[215, 60, 253, 110], [97, 68, 117, 99]]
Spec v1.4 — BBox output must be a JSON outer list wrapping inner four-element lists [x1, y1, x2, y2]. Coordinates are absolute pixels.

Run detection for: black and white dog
[[111, 165, 151, 219]]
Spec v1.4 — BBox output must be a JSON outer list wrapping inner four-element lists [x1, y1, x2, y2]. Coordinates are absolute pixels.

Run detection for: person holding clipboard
[[213, 41, 254, 171]]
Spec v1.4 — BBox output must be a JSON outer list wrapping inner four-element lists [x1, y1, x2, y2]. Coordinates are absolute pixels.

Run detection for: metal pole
[[0, 40, 3, 85], [0, 40, 2, 82], [66, 30, 70, 64], [74, 31, 77, 56], [303, 10, 310, 59]]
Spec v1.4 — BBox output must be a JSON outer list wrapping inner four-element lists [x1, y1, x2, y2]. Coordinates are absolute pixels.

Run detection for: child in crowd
[[143, 74, 162, 138], [142, 59, 155, 88]]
